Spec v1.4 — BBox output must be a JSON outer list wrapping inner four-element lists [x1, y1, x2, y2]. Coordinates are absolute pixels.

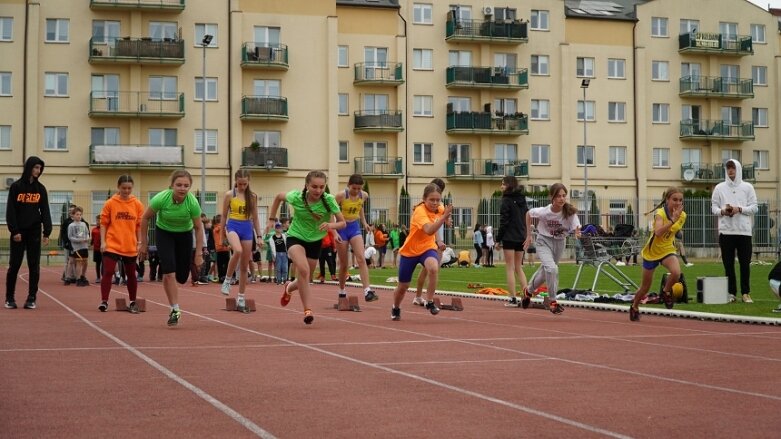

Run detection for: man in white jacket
[[711, 159, 757, 303]]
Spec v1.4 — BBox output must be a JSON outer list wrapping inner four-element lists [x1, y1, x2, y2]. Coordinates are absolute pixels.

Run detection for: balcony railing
[[240, 96, 289, 121], [446, 66, 528, 89], [446, 17, 528, 44], [89, 144, 184, 168], [681, 162, 756, 183], [89, 37, 185, 64], [353, 110, 404, 132], [679, 75, 753, 99], [241, 147, 288, 170], [678, 32, 753, 56], [353, 62, 404, 86], [89, 0, 185, 12], [353, 157, 404, 178], [679, 119, 754, 141], [88, 91, 185, 118], [446, 111, 528, 135], [241, 42, 289, 70], [446, 159, 529, 180]]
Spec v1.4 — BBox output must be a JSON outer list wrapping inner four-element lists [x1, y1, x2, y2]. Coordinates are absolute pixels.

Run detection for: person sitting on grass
[[768, 259, 781, 313]]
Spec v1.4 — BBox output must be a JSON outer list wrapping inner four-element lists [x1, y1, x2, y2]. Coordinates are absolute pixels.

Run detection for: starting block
[[433, 297, 464, 311], [225, 297, 256, 313], [333, 295, 361, 312], [115, 298, 146, 312]]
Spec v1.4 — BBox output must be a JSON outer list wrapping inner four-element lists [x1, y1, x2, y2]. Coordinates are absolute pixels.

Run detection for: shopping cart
[[573, 227, 641, 293]]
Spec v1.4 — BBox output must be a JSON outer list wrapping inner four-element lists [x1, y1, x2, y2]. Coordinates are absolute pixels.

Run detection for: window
[[337, 45, 348, 67], [721, 106, 741, 125], [0, 72, 9, 95], [494, 7, 517, 21], [194, 77, 217, 101], [91, 20, 120, 44], [413, 3, 433, 24], [364, 46, 388, 70], [253, 130, 281, 148], [751, 24, 765, 43], [45, 72, 69, 97], [92, 191, 112, 221], [531, 55, 549, 75], [413, 143, 432, 164], [652, 103, 669, 123], [451, 208, 472, 230], [148, 128, 177, 146], [531, 144, 549, 165], [609, 146, 626, 166], [682, 148, 701, 167], [530, 99, 549, 120], [194, 23, 218, 47], [254, 26, 280, 47], [369, 209, 388, 225], [49, 191, 73, 225], [194, 129, 217, 153], [44, 126, 67, 150], [681, 62, 701, 79], [753, 150, 769, 170], [253, 79, 280, 97], [651, 17, 668, 37], [91, 127, 119, 146], [338, 141, 348, 162], [652, 61, 669, 81], [413, 49, 433, 70], [0, 125, 10, 150], [448, 50, 471, 67], [413, 95, 433, 116], [200, 192, 218, 218], [576, 57, 594, 77], [363, 93, 389, 114], [448, 143, 470, 164], [531, 10, 549, 30], [447, 96, 470, 113], [338, 93, 348, 115], [607, 58, 625, 79], [0, 17, 12, 41], [652, 148, 669, 168], [363, 141, 387, 161], [722, 149, 741, 163], [149, 76, 178, 100], [752, 66, 767, 86], [608, 102, 626, 122], [680, 19, 699, 34], [752, 108, 768, 127], [45, 19, 69, 42], [720, 22, 738, 41], [577, 145, 595, 166], [149, 22, 177, 40], [577, 100, 595, 121], [493, 98, 517, 115]]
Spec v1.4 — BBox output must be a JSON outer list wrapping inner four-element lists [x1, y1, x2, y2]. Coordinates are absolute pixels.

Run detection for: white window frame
[[338, 93, 349, 115], [44, 72, 68, 97], [530, 99, 549, 120], [194, 129, 217, 153], [194, 77, 217, 101], [92, 20, 120, 44], [652, 61, 669, 81], [338, 140, 348, 163], [531, 55, 549, 76], [45, 18, 69, 43], [413, 3, 433, 25], [0, 72, 9, 96], [576, 57, 595, 78], [412, 48, 433, 70], [607, 58, 625, 79], [682, 148, 702, 167], [530, 10, 549, 31], [577, 145, 595, 166], [149, 21, 177, 40], [680, 19, 699, 35], [413, 95, 433, 117], [609, 146, 627, 166], [753, 149, 769, 170], [149, 76, 178, 100], [413, 142, 433, 164], [652, 148, 670, 168], [337, 45, 348, 67], [148, 128, 177, 147], [194, 23, 218, 47], [652, 103, 669, 124], [577, 100, 595, 121], [752, 108, 768, 128], [0, 125, 10, 150], [49, 191, 73, 226], [531, 144, 550, 165], [752, 66, 767, 86], [651, 17, 668, 37], [252, 130, 281, 148], [722, 149, 741, 163], [0, 17, 12, 41], [751, 24, 766, 44], [608, 102, 626, 122], [44, 126, 67, 151]]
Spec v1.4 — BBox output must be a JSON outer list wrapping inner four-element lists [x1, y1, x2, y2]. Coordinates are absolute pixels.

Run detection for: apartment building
[[0, 0, 778, 228]]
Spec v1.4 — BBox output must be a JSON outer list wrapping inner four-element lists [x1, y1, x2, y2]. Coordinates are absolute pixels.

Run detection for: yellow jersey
[[228, 191, 249, 220], [641, 207, 686, 261], [340, 189, 364, 222]]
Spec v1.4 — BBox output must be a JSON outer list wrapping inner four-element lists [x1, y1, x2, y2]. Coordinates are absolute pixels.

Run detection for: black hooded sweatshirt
[[495, 189, 528, 244], [6, 156, 52, 238]]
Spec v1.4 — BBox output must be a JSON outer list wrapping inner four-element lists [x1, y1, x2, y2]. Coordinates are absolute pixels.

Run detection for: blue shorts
[[226, 219, 254, 241], [642, 253, 675, 270], [337, 220, 362, 242], [398, 249, 439, 283]]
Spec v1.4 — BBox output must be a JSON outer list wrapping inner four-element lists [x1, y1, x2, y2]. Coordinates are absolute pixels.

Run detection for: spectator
[[472, 223, 483, 266], [768, 259, 781, 313], [440, 246, 457, 268], [374, 224, 389, 268], [388, 223, 401, 268], [318, 230, 337, 282], [457, 249, 471, 267], [484, 225, 495, 267]]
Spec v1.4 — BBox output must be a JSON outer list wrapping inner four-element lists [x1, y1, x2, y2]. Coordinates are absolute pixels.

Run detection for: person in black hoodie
[[494, 175, 529, 307], [5, 156, 52, 309]]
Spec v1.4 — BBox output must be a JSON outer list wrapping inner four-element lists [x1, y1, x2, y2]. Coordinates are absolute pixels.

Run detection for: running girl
[[522, 183, 581, 314], [494, 176, 529, 307], [139, 170, 204, 326], [98, 175, 145, 312], [390, 184, 452, 321], [269, 171, 346, 325], [629, 187, 686, 321]]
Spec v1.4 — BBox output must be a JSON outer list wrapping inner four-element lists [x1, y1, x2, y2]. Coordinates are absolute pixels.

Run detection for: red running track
[[1, 266, 780, 438]]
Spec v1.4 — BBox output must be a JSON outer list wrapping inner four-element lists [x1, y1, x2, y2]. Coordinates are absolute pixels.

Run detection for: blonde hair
[[645, 186, 683, 215]]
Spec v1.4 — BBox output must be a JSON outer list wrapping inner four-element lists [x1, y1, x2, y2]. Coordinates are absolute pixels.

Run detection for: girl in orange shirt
[[390, 184, 452, 321]]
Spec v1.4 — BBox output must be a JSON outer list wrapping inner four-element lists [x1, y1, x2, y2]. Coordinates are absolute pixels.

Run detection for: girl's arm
[[251, 193, 263, 244], [360, 192, 370, 230], [321, 211, 347, 231], [422, 205, 452, 235], [523, 211, 533, 250], [266, 193, 287, 233], [220, 191, 231, 241], [138, 206, 156, 259]]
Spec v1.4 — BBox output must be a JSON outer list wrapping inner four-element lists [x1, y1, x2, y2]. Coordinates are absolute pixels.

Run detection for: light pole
[[200, 34, 213, 207], [580, 78, 590, 220]]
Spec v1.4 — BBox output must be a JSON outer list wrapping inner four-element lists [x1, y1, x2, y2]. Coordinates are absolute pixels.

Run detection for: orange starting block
[[433, 297, 464, 311], [333, 295, 361, 312], [115, 298, 146, 312], [225, 297, 256, 313]]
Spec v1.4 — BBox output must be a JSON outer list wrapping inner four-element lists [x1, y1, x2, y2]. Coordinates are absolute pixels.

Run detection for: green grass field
[[363, 261, 781, 318]]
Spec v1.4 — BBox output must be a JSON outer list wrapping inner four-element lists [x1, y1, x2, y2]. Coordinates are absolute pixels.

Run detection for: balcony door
[[91, 74, 119, 111], [91, 127, 119, 147], [363, 94, 388, 115], [493, 143, 517, 175], [448, 143, 471, 175], [253, 79, 280, 97], [149, 22, 177, 41], [720, 64, 739, 92], [364, 47, 388, 79], [681, 62, 700, 80], [493, 53, 517, 73], [148, 128, 177, 147], [363, 141, 387, 173], [682, 104, 701, 133], [254, 26, 280, 47]]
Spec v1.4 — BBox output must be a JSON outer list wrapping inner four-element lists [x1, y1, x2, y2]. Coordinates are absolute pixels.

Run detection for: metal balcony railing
[[446, 159, 529, 179], [681, 162, 756, 183], [89, 37, 185, 64], [446, 17, 528, 44], [353, 62, 404, 85], [679, 75, 753, 99], [240, 96, 289, 120], [89, 0, 185, 12], [679, 119, 754, 141], [353, 157, 403, 178], [353, 110, 404, 132], [241, 42, 289, 70], [88, 91, 185, 118], [89, 144, 184, 168], [678, 32, 753, 55], [446, 66, 528, 89], [446, 111, 528, 135], [241, 147, 288, 169]]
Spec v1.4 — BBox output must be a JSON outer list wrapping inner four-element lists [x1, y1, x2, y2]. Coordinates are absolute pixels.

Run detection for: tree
[[398, 185, 410, 228], [443, 191, 454, 245], [362, 180, 371, 222]]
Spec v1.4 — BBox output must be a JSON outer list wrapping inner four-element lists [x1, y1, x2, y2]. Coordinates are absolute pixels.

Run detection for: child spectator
[[67, 206, 90, 286], [318, 230, 337, 282], [212, 215, 230, 282], [270, 222, 288, 284]]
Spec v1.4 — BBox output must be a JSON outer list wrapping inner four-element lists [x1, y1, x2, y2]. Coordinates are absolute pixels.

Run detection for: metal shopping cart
[[573, 225, 641, 293]]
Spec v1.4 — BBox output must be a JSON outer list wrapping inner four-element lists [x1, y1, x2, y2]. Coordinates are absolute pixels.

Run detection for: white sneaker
[[237, 295, 246, 309], [221, 280, 231, 296], [412, 296, 426, 306], [742, 294, 753, 303], [772, 305, 781, 313], [728, 294, 736, 303], [685, 263, 694, 267], [615, 261, 626, 266]]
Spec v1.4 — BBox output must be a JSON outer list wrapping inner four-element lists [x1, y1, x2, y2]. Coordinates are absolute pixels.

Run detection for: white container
[[696, 277, 729, 304]]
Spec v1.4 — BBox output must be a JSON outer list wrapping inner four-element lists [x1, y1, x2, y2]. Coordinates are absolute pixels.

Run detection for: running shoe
[[521, 286, 532, 309], [742, 294, 753, 304], [505, 296, 519, 307], [220, 279, 231, 296], [412, 296, 426, 306], [98, 301, 108, 312], [549, 301, 564, 315], [5, 301, 17, 309], [303, 309, 314, 325], [237, 295, 249, 313], [425, 300, 440, 315], [167, 308, 181, 326], [23, 300, 36, 310], [280, 282, 292, 307], [128, 301, 139, 314], [391, 306, 401, 321], [629, 306, 640, 322], [365, 290, 379, 302], [772, 305, 781, 313], [661, 290, 674, 309]]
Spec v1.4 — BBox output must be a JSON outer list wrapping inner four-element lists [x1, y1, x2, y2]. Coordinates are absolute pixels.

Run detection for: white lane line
[[376, 358, 547, 366]]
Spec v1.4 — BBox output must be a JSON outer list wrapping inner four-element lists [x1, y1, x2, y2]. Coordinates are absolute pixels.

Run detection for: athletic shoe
[[391, 306, 401, 321], [412, 296, 426, 306], [549, 301, 564, 315], [23, 300, 36, 309], [237, 295, 247, 313], [425, 300, 440, 315], [98, 301, 108, 312], [331, 275, 338, 281], [505, 296, 519, 307], [280, 282, 292, 307], [742, 294, 753, 303], [317, 275, 325, 284], [303, 309, 314, 325], [220, 279, 231, 296], [4, 301, 17, 309], [629, 306, 640, 322], [194, 280, 208, 285], [685, 263, 694, 267], [94, 278, 101, 284], [167, 308, 181, 326], [772, 305, 781, 313], [365, 290, 379, 302], [615, 261, 626, 266], [661, 290, 674, 309], [128, 301, 139, 314], [521, 286, 532, 309]]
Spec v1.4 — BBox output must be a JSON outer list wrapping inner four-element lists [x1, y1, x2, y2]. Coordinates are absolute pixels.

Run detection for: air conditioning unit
[[571, 189, 582, 198], [482, 6, 493, 16], [4, 177, 15, 188]]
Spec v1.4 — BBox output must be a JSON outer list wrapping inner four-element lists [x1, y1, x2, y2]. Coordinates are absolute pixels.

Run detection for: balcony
[[88, 91, 185, 118], [89, 144, 184, 169], [353, 62, 404, 86], [240, 96, 289, 121], [89, 0, 185, 12], [353, 110, 404, 133], [446, 111, 528, 136], [680, 162, 756, 183], [446, 17, 528, 44], [241, 147, 288, 171], [446, 66, 528, 90], [353, 157, 403, 178], [679, 76, 753, 99], [241, 43, 289, 70], [678, 32, 753, 56], [89, 37, 185, 65], [679, 119, 754, 141], [446, 159, 529, 180]]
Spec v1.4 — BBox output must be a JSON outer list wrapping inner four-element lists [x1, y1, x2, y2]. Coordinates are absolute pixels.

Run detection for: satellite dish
[[683, 168, 696, 182]]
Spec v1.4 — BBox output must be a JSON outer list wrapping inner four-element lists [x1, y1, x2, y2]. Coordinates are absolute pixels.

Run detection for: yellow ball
[[671, 282, 684, 300]]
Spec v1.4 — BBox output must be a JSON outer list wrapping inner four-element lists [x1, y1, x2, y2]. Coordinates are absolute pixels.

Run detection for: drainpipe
[[227, 0, 233, 185], [398, 8, 408, 190], [23, 1, 30, 162], [632, 15, 640, 226]]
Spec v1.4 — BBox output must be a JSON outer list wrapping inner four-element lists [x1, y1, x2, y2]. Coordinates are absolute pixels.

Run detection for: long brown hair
[[549, 183, 577, 218], [168, 169, 192, 187], [414, 183, 442, 209], [302, 170, 332, 220], [233, 169, 256, 218], [645, 186, 683, 215]]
